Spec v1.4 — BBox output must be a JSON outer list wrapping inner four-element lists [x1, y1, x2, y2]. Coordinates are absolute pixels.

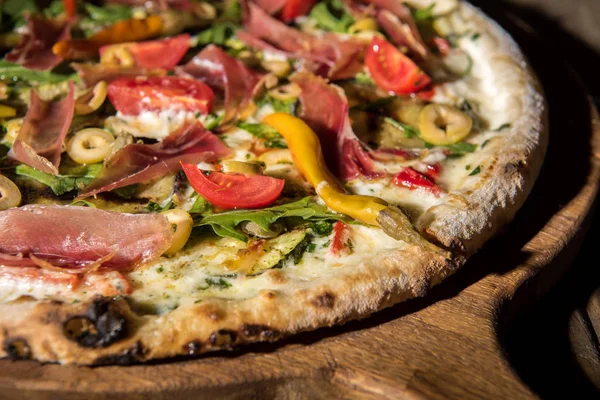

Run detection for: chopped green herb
[[465, 164, 471, 170], [311, 220, 334, 236], [307, 243, 317, 253], [469, 166, 481, 176], [156, 267, 164, 274], [204, 113, 223, 130], [200, 278, 232, 290], [471, 33, 481, 41], [493, 123, 512, 132], [481, 139, 491, 149], [384, 117, 420, 138], [445, 142, 478, 155]]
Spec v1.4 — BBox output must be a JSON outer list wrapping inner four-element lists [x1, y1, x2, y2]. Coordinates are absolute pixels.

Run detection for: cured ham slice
[[6, 15, 70, 71], [71, 63, 167, 87], [8, 81, 75, 175], [253, 0, 288, 14], [178, 45, 262, 126], [0, 205, 173, 270], [79, 122, 231, 197], [290, 72, 383, 180], [240, 2, 364, 80]]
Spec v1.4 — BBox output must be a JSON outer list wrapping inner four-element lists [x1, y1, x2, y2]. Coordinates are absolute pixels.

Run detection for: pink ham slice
[[71, 63, 167, 87], [178, 45, 262, 126], [361, 0, 428, 59], [6, 15, 70, 71], [253, 0, 288, 14], [290, 72, 383, 180], [240, 2, 364, 80], [0, 205, 173, 271], [8, 81, 75, 175], [79, 122, 231, 198]]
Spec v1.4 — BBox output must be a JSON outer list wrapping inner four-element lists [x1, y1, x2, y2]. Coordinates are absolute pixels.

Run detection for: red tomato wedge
[[281, 0, 317, 22], [107, 76, 213, 115], [99, 34, 191, 70], [181, 163, 285, 209], [365, 37, 431, 95], [63, 0, 76, 20]]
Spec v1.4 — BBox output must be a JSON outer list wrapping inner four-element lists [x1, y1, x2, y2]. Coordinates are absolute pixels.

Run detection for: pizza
[[0, 0, 546, 365]]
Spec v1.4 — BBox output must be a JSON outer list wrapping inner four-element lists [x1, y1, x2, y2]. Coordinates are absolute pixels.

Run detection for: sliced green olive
[[222, 160, 264, 175], [67, 128, 115, 165], [268, 83, 301, 101], [75, 81, 108, 116], [100, 45, 135, 67], [0, 175, 21, 210], [261, 60, 291, 78], [192, 1, 217, 19], [418, 104, 472, 145], [389, 98, 425, 127], [162, 209, 193, 255]]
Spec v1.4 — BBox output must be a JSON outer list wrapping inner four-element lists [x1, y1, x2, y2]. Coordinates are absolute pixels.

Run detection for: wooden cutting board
[[1, 5, 599, 400]]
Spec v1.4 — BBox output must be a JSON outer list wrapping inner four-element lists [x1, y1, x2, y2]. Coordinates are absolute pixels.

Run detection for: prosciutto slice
[[290, 72, 383, 180], [240, 2, 364, 80], [71, 63, 167, 87], [361, 0, 428, 58], [178, 45, 261, 126], [253, 0, 287, 14], [6, 15, 70, 71], [79, 122, 231, 198], [8, 81, 75, 175], [0, 205, 173, 271]]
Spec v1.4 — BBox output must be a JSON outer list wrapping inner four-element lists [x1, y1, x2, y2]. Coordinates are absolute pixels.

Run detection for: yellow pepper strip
[[53, 15, 163, 60], [0, 105, 16, 118], [263, 113, 387, 226], [263, 113, 450, 257]]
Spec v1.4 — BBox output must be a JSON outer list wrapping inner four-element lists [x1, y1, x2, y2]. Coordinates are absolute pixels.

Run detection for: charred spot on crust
[[63, 297, 127, 348], [93, 342, 146, 366], [185, 340, 203, 356], [504, 161, 526, 175], [241, 324, 280, 341], [209, 329, 237, 348], [314, 292, 335, 308], [3, 338, 31, 360]]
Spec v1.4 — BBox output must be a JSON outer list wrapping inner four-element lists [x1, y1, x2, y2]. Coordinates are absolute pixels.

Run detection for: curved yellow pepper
[[263, 113, 388, 227], [263, 113, 450, 258]]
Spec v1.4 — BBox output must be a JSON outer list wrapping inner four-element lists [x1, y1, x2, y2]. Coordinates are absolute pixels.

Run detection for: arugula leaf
[[412, 3, 435, 22], [189, 195, 210, 214], [354, 71, 375, 86], [83, 3, 132, 24], [309, 1, 354, 33], [1, 0, 38, 28], [238, 122, 288, 148], [43, 0, 65, 18], [444, 142, 477, 155], [146, 201, 175, 212], [15, 164, 101, 195], [0, 60, 76, 84], [195, 197, 347, 242], [384, 117, 420, 138], [195, 22, 240, 46], [256, 93, 297, 114]]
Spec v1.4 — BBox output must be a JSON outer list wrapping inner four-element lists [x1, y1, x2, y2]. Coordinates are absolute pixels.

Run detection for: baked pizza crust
[[0, 1, 547, 365]]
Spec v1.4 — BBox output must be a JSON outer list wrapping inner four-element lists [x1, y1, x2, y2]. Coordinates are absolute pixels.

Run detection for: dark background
[[472, 0, 600, 398]]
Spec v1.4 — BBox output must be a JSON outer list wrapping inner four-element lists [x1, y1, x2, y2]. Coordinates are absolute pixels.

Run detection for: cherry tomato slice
[[181, 163, 285, 210], [107, 76, 213, 115], [365, 37, 431, 95], [281, 0, 317, 22], [100, 34, 191, 70], [63, 0, 76, 20]]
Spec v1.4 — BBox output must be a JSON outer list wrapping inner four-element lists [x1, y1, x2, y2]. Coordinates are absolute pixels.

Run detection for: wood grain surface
[[1, 3, 600, 399]]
